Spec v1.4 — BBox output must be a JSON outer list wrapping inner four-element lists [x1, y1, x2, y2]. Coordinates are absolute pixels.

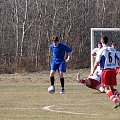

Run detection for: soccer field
[[0, 69, 120, 120]]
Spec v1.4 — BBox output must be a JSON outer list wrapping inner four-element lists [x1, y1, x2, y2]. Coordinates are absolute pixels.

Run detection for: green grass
[[0, 69, 120, 120]]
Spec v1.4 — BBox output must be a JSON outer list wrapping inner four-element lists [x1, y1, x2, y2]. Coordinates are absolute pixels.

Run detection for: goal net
[[91, 28, 120, 72]]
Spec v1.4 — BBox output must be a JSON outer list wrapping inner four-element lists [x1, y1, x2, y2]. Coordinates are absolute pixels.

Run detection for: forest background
[[0, 0, 120, 73]]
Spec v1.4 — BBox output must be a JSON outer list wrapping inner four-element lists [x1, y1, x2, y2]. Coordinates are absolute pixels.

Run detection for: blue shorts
[[50, 61, 66, 72]]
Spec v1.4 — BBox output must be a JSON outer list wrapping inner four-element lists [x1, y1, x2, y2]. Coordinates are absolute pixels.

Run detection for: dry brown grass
[[0, 68, 120, 120]]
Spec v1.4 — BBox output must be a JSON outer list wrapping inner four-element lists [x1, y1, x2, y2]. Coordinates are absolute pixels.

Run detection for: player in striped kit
[[91, 36, 120, 108]]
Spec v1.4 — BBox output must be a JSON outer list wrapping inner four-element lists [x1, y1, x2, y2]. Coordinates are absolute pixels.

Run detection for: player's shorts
[[50, 60, 66, 72], [88, 78, 100, 89], [101, 68, 117, 86], [116, 67, 120, 75]]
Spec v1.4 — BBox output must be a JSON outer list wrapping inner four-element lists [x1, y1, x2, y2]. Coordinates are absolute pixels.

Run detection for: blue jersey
[[50, 42, 72, 62]]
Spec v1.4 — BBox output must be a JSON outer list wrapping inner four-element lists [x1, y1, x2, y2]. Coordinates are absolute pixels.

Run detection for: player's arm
[[63, 44, 72, 63], [91, 62, 100, 75], [65, 52, 71, 63], [91, 50, 101, 75], [91, 48, 98, 56]]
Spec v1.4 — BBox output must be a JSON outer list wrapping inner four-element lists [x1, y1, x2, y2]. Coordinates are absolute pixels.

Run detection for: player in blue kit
[[49, 36, 72, 94]]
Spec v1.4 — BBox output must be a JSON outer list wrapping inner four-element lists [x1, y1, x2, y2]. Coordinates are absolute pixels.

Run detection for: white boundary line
[[43, 105, 100, 116], [0, 105, 101, 116], [0, 108, 38, 110]]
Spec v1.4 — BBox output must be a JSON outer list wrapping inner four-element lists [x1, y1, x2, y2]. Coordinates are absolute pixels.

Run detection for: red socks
[[107, 90, 119, 104]]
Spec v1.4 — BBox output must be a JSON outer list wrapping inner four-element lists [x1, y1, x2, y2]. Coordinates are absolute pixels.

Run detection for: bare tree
[[0, 0, 120, 73]]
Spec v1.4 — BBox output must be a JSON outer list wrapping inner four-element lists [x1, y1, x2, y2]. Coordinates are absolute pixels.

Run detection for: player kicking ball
[[48, 36, 72, 94]]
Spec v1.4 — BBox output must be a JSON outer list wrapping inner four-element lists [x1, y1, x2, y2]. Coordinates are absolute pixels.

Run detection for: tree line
[[0, 0, 120, 73]]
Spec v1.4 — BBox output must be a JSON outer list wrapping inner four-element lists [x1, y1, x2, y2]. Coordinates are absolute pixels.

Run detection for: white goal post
[[91, 28, 120, 72]]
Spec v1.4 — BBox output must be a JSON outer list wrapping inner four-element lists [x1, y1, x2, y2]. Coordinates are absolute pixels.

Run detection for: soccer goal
[[91, 28, 120, 72]]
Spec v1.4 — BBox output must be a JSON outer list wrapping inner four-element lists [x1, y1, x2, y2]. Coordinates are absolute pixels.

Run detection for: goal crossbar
[[91, 28, 120, 72]]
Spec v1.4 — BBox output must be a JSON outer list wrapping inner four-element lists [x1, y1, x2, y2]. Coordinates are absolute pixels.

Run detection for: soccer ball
[[48, 86, 55, 94]]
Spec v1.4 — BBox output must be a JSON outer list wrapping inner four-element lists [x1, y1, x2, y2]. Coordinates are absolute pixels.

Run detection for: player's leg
[[112, 88, 120, 100], [102, 69, 120, 108], [58, 61, 66, 94], [78, 78, 87, 85], [86, 78, 100, 90], [77, 72, 88, 84], [78, 78, 92, 89], [77, 73, 80, 81], [105, 87, 120, 108], [95, 85, 105, 93], [50, 70, 56, 86], [50, 61, 58, 87], [110, 70, 120, 108], [58, 72, 65, 94]]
